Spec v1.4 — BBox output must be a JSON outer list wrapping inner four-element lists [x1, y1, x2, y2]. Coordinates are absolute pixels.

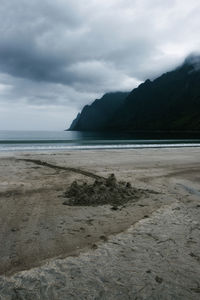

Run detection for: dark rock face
[[68, 92, 129, 131], [108, 54, 200, 131], [69, 113, 81, 130], [68, 54, 200, 132]]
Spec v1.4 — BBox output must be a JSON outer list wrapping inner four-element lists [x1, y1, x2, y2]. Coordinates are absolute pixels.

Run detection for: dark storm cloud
[[0, 0, 83, 84], [0, 0, 192, 87], [0, 0, 200, 129], [1, 0, 199, 87]]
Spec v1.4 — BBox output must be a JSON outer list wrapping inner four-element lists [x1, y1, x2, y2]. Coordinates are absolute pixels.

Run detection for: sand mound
[[63, 174, 142, 207]]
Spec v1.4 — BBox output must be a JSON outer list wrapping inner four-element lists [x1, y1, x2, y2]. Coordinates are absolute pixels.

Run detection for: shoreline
[[1, 143, 200, 153]]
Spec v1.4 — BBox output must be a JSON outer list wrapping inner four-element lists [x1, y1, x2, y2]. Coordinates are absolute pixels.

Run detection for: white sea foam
[[0, 143, 200, 151]]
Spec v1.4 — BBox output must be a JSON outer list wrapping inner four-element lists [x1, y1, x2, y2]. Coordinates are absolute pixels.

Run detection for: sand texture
[[0, 148, 200, 299]]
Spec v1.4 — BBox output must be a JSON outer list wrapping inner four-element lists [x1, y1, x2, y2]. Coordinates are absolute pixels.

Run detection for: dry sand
[[0, 148, 200, 299]]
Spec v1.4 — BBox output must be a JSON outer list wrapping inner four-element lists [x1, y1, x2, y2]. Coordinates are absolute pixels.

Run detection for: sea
[[0, 130, 200, 152]]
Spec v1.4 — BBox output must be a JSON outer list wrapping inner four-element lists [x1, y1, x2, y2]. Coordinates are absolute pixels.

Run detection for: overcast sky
[[0, 0, 200, 130]]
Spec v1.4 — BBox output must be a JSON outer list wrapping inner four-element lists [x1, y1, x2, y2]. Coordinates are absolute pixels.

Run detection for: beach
[[0, 148, 200, 299]]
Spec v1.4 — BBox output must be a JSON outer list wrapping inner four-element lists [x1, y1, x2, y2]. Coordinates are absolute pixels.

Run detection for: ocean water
[[0, 130, 200, 151]]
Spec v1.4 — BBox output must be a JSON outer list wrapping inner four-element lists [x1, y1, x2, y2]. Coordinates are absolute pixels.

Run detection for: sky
[[0, 0, 200, 130]]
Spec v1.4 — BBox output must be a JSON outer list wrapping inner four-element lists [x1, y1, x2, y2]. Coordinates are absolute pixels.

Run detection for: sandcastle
[[63, 174, 142, 207]]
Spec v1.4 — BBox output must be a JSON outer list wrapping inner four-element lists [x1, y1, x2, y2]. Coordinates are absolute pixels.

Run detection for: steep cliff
[[69, 92, 129, 131], [69, 54, 200, 132]]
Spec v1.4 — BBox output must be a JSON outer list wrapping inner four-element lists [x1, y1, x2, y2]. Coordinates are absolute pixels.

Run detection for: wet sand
[[0, 148, 200, 299]]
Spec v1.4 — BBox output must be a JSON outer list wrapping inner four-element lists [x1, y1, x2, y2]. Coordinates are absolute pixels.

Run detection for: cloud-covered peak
[[184, 53, 200, 70]]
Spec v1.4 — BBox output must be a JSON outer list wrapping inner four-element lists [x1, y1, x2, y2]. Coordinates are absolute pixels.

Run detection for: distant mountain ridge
[[69, 54, 200, 132], [69, 92, 129, 131]]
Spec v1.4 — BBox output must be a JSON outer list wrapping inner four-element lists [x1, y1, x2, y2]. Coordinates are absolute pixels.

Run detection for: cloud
[[0, 0, 200, 129]]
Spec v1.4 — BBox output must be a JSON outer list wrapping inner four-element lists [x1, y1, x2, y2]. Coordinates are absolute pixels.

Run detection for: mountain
[[69, 92, 129, 131], [69, 54, 200, 132]]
